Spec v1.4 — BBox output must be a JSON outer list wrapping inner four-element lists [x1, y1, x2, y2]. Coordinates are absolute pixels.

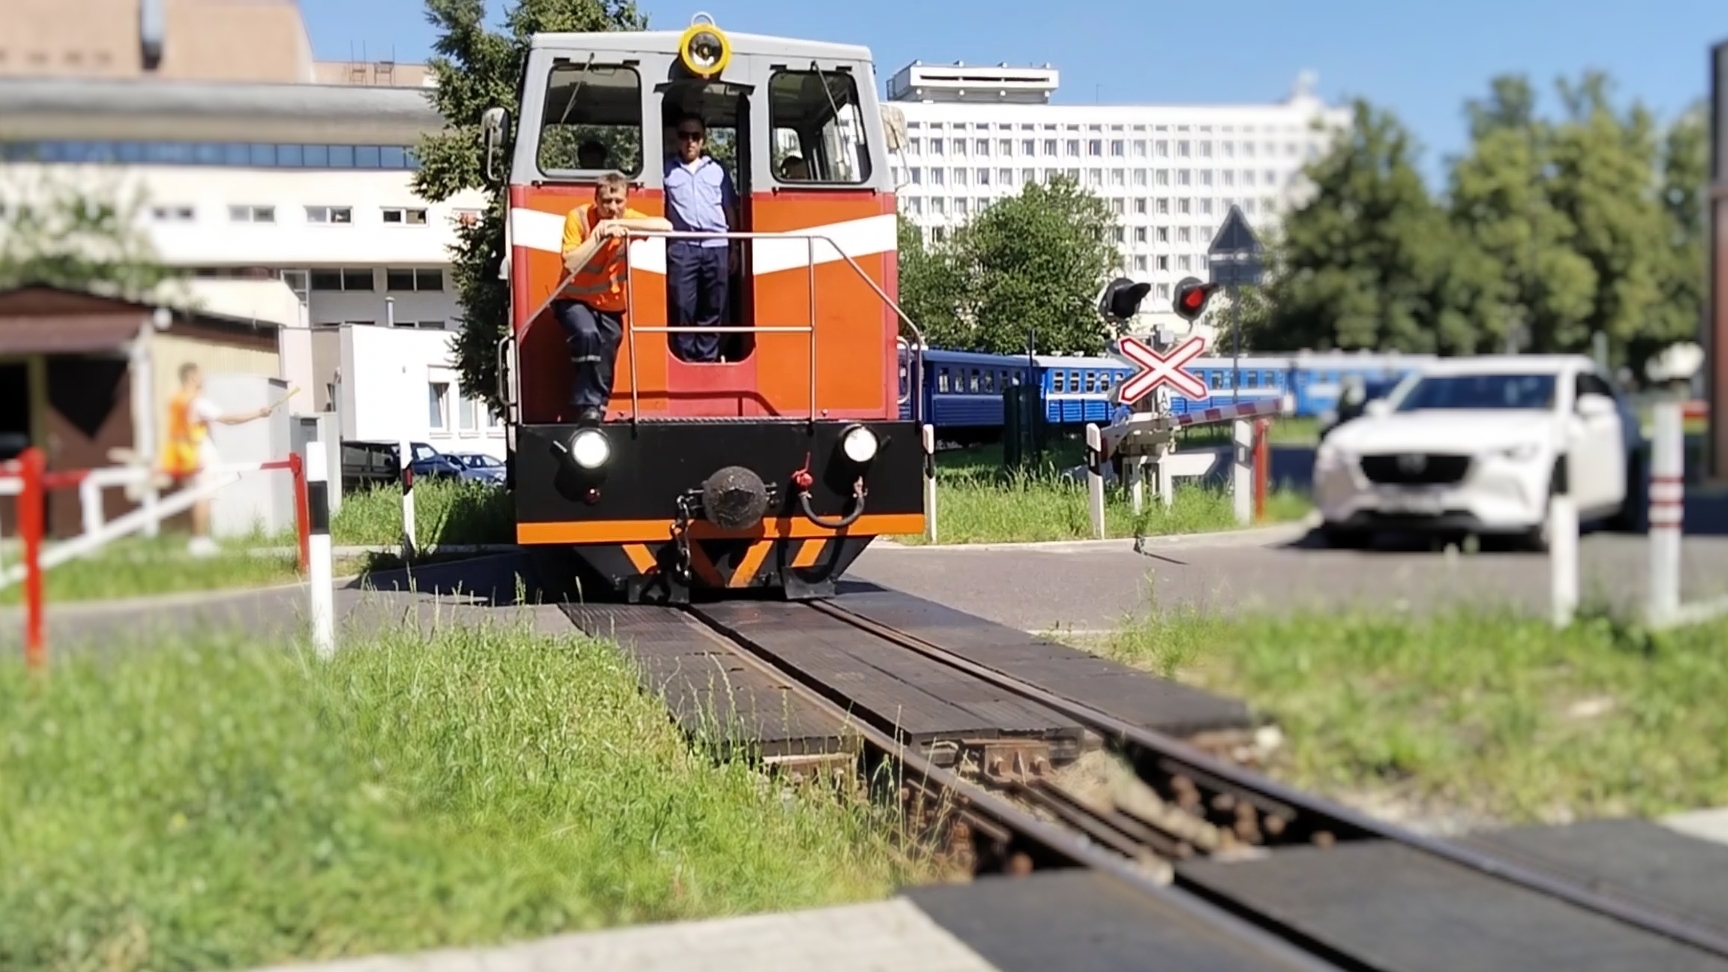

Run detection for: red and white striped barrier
[[0, 448, 312, 669], [1172, 394, 1294, 429]]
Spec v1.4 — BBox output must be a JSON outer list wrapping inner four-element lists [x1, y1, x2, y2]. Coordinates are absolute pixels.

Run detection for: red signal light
[[1172, 276, 1219, 322]]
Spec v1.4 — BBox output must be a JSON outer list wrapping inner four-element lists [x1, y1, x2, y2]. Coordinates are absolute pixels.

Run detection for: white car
[[1311, 354, 1643, 550]]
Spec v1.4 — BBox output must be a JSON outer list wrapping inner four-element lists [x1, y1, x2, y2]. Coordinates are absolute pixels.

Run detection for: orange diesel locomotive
[[483, 16, 927, 604]]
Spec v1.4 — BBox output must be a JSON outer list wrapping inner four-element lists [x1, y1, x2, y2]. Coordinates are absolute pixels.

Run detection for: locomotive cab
[[494, 16, 927, 603]]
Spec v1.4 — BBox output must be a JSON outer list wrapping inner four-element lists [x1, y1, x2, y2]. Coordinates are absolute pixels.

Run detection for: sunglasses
[[677, 129, 704, 140]]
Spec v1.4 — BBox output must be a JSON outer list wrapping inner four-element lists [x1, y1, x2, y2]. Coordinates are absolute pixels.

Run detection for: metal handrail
[[621, 227, 928, 427], [503, 226, 929, 427], [623, 228, 821, 423]]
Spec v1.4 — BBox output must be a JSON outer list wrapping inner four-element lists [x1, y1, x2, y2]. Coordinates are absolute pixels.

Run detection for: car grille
[[1359, 453, 1471, 486]]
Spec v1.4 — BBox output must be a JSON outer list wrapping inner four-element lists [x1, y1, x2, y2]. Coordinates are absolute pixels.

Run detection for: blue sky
[[300, 0, 1728, 187]]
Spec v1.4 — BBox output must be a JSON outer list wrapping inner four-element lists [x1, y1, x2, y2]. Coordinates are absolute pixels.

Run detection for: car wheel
[[1318, 524, 1371, 549]]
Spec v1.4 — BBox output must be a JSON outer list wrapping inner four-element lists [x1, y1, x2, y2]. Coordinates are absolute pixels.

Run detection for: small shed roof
[[0, 284, 277, 355]]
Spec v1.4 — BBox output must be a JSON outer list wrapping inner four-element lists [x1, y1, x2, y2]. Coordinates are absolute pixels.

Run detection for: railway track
[[666, 597, 1728, 972]]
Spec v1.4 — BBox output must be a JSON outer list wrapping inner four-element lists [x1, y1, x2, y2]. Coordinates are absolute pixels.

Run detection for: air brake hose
[[797, 476, 867, 529]]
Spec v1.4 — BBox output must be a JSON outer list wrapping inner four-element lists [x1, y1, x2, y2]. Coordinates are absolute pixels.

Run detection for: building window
[[1135, 255, 1147, 271], [1134, 198, 1147, 214], [1087, 139, 1102, 157], [382, 207, 428, 225], [150, 205, 194, 222], [310, 268, 374, 292], [228, 205, 274, 223], [386, 268, 445, 292], [306, 206, 352, 224], [1110, 139, 1124, 157], [535, 61, 643, 176], [428, 382, 449, 430], [458, 395, 477, 432], [0, 139, 420, 169], [1135, 227, 1147, 243]]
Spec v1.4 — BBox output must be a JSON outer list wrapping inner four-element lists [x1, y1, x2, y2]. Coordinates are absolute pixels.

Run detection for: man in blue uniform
[[662, 113, 738, 362]]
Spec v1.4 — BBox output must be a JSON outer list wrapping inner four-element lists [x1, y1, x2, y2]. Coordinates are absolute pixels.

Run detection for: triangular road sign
[[1207, 205, 1262, 257]]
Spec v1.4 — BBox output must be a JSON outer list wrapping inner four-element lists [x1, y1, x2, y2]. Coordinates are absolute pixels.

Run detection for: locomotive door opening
[[657, 78, 755, 364]]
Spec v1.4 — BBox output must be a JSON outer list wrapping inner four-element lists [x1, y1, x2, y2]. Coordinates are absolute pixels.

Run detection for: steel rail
[[805, 598, 1728, 963], [673, 605, 1351, 972]]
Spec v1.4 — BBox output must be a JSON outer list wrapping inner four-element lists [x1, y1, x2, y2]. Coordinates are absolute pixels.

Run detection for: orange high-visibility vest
[[558, 204, 647, 313], [158, 388, 204, 476]]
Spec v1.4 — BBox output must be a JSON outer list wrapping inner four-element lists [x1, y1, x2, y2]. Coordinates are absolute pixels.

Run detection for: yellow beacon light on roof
[[678, 13, 731, 78]]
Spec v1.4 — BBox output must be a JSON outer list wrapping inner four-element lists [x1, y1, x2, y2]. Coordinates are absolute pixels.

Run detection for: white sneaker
[[187, 536, 220, 558]]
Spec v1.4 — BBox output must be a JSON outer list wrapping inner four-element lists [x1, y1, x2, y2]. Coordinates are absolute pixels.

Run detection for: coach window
[[768, 68, 872, 185], [537, 61, 643, 178]]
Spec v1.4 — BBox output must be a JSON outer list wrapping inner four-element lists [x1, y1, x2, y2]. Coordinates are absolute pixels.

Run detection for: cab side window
[[767, 70, 873, 185], [537, 62, 644, 177]]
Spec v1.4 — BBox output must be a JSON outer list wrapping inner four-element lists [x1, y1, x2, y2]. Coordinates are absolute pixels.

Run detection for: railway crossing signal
[[1098, 276, 1153, 324], [1116, 334, 1210, 405], [1173, 278, 1222, 321]]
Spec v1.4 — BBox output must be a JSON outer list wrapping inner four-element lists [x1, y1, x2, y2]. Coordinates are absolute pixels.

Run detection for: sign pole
[[1231, 282, 1241, 404]]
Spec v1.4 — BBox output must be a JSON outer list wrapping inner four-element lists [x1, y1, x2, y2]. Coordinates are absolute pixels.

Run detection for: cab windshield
[[1392, 373, 1556, 412]]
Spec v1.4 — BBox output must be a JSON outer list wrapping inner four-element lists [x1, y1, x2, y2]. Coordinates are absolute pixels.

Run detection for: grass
[[331, 479, 513, 547], [1097, 605, 1728, 825], [898, 435, 1311, 545], [0, 618, 924, 972]]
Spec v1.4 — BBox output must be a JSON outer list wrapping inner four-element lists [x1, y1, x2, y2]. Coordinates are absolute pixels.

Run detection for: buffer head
[[1098, 276, 1153, 324], [1173, 276, 1222, 322]]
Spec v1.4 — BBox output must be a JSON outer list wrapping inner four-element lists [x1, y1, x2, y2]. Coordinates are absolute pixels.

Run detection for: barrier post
[[1231, 418, 1252, 526], [289, 451, 310, 575], [1253, 418, 1270, 521], [399, 437, 416, 560], [1550, 454, 1579, 629], [1648, 396, 1684, 626], [921, 423, 937, 544], [305, 443, 336, 659], [1084, 423, 1106, 539], [18, 447, 46, 670]]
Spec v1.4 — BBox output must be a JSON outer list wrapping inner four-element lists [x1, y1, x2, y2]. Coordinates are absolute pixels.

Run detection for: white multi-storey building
[[884, 61, 1349, 334], [0, 0, 503, 459]]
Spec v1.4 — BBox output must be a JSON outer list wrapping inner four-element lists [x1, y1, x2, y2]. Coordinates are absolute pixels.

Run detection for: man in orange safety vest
[[159, 362, 281, 557]]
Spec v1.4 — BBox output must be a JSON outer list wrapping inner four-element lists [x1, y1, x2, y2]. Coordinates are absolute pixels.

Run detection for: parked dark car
[[340, 440, 465, 493]]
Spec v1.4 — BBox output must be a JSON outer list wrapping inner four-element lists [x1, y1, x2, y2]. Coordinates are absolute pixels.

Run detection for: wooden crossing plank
[[828, 590, 1252, 736], [561, 604, 848, 759], [1177, 841, 1728, 972], [691, 601, 1085, 748]]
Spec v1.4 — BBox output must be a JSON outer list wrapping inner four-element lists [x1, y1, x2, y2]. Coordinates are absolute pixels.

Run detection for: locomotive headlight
[[677, 15, 731, 77], [569, 428, 610, 469], [840, 425, 879, 464]]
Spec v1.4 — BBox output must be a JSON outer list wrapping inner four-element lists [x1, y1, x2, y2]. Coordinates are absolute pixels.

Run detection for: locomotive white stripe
[[508, 207, 896, 277]]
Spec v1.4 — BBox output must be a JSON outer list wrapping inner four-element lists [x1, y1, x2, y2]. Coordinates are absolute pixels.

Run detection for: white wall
[[200, 372, 296, 539], [0, 162, 487, 267], [338, 324, 505, 460]]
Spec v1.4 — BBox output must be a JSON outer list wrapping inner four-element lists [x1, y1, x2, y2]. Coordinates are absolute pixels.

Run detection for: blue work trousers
[[667, 241, 729, 362], [552, 299, 622, 411]]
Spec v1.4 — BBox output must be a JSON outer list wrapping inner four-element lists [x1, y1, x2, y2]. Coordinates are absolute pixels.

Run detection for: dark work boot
[[576, 406, 604, 427]]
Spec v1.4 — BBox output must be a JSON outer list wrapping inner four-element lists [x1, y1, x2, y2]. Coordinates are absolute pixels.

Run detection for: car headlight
[[840, 425, 878, 463], [1493, 442, 1540, 462], [569, 428, 610, 469]]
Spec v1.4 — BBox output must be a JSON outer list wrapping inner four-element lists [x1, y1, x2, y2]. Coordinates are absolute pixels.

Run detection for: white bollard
[[1648, 398, 1684, 626], [1232, 418, 1253, 526], [305, 443, 336, 659], [921, 423, 937, 544], [399, 436, 416, 559], [1085, 423, 1106, 539], [1127, 455, 1145, 515], [1550, 466, 1579, 628]]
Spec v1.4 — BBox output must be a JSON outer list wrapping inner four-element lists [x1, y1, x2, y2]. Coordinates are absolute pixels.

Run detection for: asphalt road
[[6, 518, 1728, 653], [848, 525, 1728, 633]]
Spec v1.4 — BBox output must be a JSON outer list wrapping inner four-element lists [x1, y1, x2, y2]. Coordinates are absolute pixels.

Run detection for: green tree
[[894, 216, 966, 348], [0, 167, 176, 300], [1259, 100, 1495, 353], [412, 0, 646, 412], [1642, 100, 1711, 366], [937, 175, 1121, 355]]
